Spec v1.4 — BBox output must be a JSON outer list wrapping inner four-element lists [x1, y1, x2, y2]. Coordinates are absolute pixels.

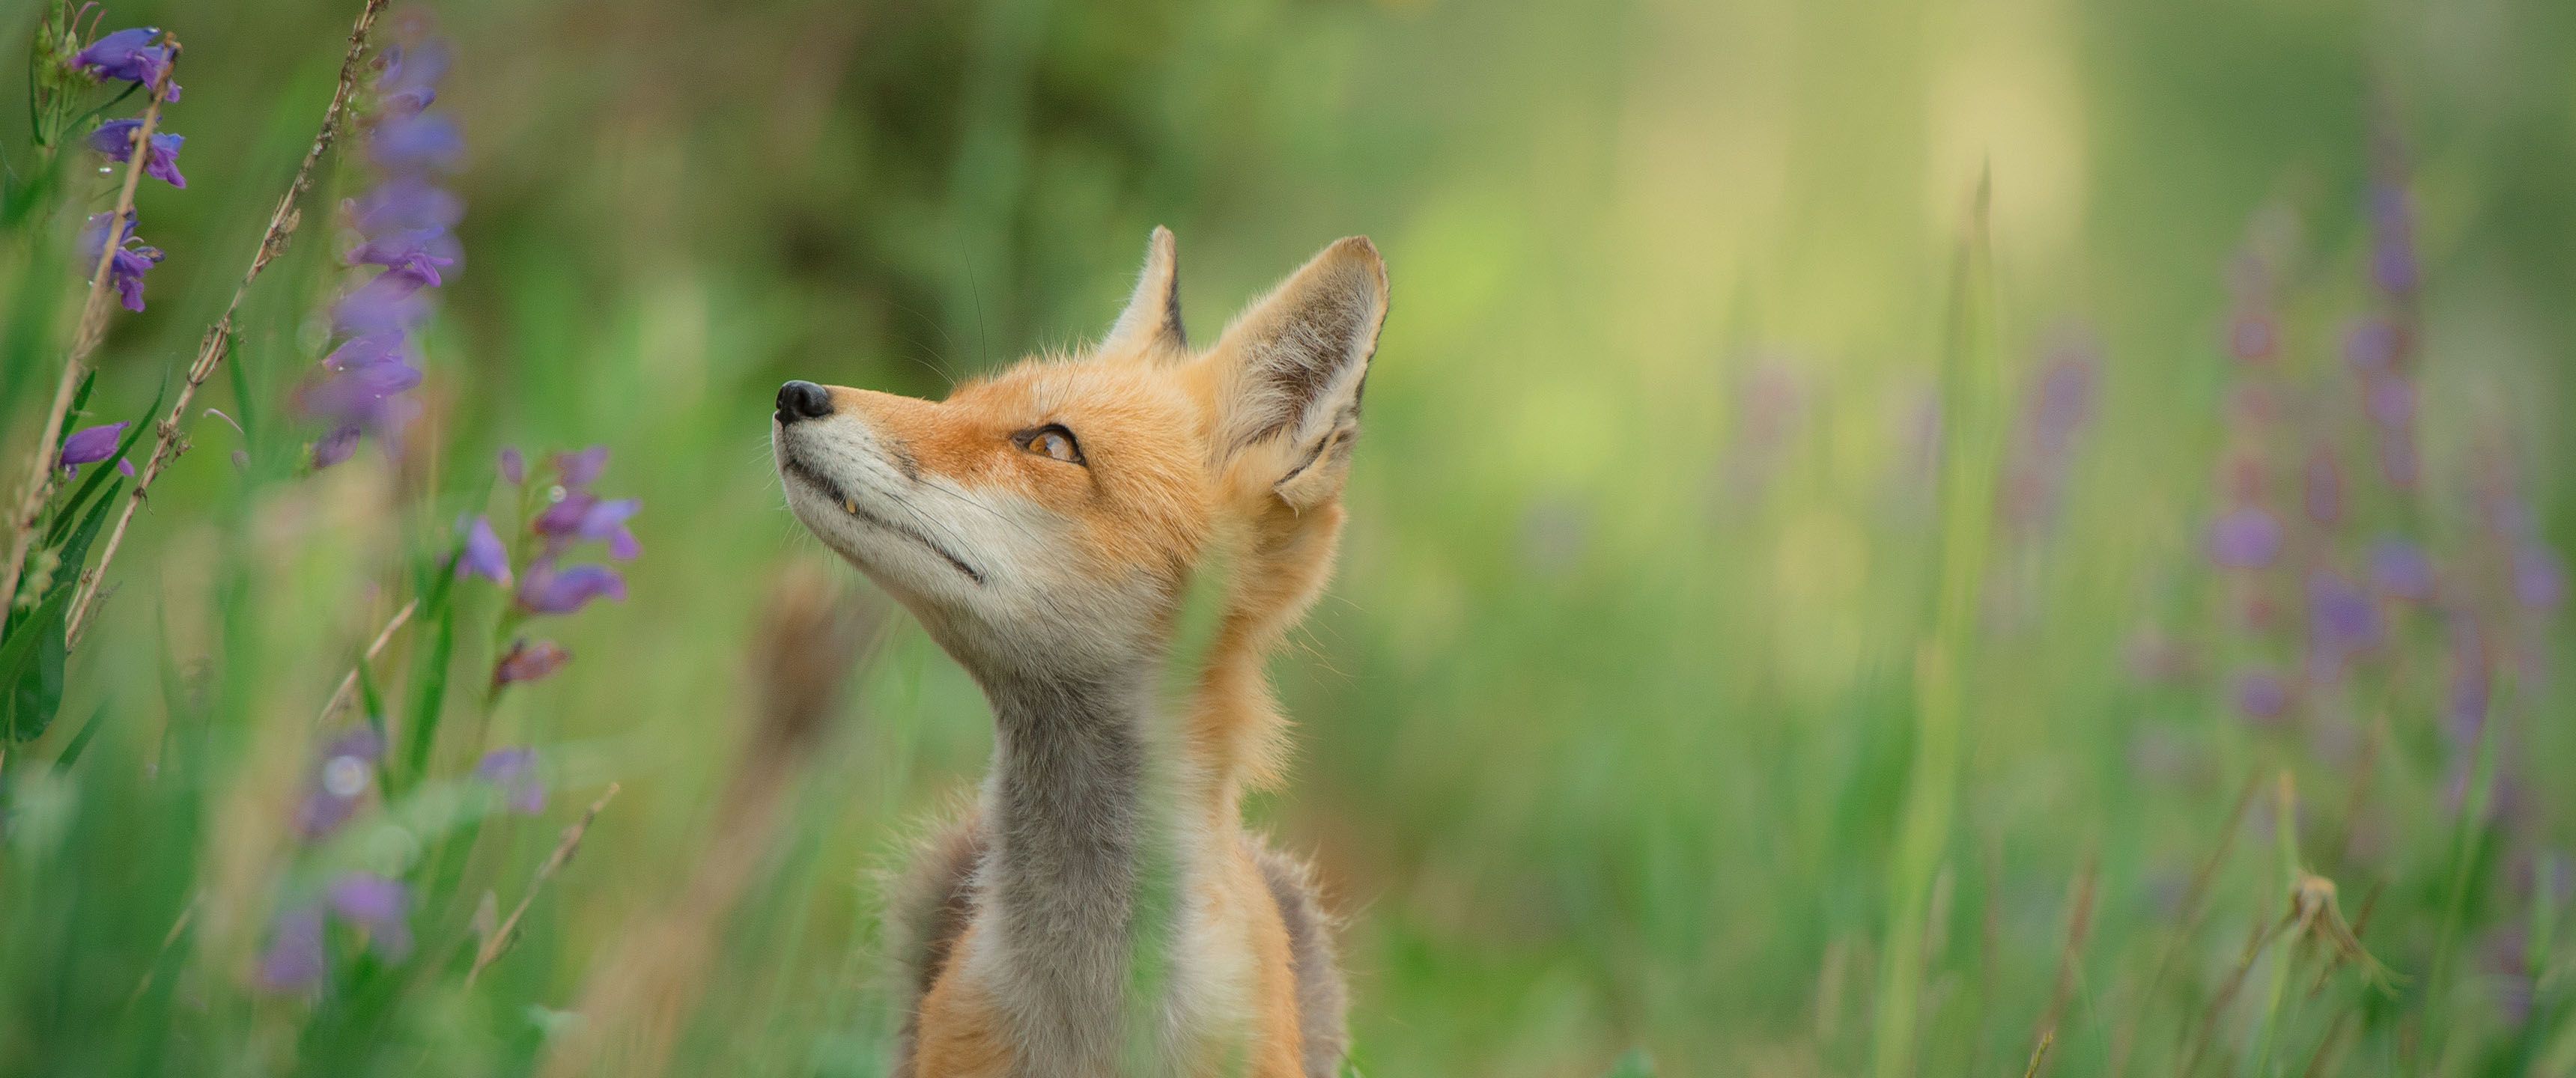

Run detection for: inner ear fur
[[1206, 237, 1388, 510]]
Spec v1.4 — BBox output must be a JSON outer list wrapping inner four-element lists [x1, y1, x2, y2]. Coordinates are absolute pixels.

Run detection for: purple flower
[[58, 423, 128, 472], [2345, 318, 2399, 375], [2517, 545, 2568, 612], [2228, 313, 2276, 363], [312, 424, 365, 469], [85, 119, 186, 188], [70, 27, 180, 100], [293, 728, 386, 840], [330, 269, 434, 337], [2309, 568, 2381, 655], [2369, 538, 2434, 602], [535, 495, 641, 552], [344, 177, 464, 237], [324, 872, 413, 960], [456, 515, 511, 586], [2208, 507, 2283, 570], [369, 113, 463, 172], [2365, 373, 2415, 429], [553, 446, 610, 490], [323, 332, 411, 373], [346, 228, 458, 287], [255, 906, 327, 993], [473, 747, 548, 813], [498, 446, 526, 485], [374, 40, 450, 119], [2234, 669, 2291, 723], [517, 561, 626, 615], [76, 211, 162, 312], [493, 638, 571, 686], [299, 359, 423, 426], [2303, 450, 2342, 527]]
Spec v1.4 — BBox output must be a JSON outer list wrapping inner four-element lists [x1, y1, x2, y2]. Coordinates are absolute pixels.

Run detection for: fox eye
[[1015, 424, 1084, 466]]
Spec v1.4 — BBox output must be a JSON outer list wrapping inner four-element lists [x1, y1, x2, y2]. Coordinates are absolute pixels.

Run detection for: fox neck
[[973, 661, 1193, 1069]]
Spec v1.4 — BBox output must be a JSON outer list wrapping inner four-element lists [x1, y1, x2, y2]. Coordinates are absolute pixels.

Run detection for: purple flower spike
[[255, 906, 327, 993], [2234, 669, 2291, 724], [2517, 545, 2568, 612], [2369, 538, 2434, 602], [456, 515, 512, 586], [294, 727, 385, 840], [76, 212, 163, 312], [117, 457, 136, 478], [493, 638, 571, 686], [325, 873, 413, 960], [85, 120, 186, 188], [517, 561, 627, 615], [473, 747, 548, 813], [498, 446, 526, 485], [2208, 507, 2283, 570], [58, 423, 128, 471], [300, 360, 423, 425], [71, 28, 180, 100]]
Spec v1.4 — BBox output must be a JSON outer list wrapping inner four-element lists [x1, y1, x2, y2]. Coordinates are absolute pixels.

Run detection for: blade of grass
[[1874, 168, 2008, 1078]]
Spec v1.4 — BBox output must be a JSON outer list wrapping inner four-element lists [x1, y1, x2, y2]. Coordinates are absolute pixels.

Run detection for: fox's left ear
[[1208, 236, 1388, 510]]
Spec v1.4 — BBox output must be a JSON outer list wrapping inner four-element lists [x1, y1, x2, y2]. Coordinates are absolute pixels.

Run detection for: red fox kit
[[771, 230, 1386, 1077]]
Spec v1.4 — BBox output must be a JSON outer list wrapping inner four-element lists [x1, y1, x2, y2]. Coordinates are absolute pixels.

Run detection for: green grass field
[[2, 0, 2572, 1074]]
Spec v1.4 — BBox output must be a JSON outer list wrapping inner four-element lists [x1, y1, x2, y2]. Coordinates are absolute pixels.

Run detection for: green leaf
[[404, 600, 458, 782], [55, 477, 122, 579], [0, 585, 71, 742], [49, 699, 106, 773]]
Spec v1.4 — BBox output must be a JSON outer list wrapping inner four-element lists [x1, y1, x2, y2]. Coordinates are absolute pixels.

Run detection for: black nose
[[776, 380, 833, 424]]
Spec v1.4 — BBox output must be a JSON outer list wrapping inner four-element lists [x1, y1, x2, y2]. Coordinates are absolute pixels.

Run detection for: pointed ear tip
[[1149, 225, 1176, 248], [1325, 235, 1386, 279]]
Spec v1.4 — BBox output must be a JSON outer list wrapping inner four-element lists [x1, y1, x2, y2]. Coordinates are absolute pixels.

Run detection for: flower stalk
[[63, 0, 391, 645], [0, 42, 173, 614]]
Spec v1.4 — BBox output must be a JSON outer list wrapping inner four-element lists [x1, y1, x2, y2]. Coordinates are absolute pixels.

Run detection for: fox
[[770, 228, 1387, 1077]]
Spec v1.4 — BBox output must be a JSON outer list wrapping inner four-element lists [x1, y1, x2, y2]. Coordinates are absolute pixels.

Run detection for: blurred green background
[[4, 0, 2574, 1074]]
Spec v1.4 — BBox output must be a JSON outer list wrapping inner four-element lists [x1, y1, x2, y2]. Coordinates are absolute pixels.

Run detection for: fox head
[[771, 230, 1387, 688]]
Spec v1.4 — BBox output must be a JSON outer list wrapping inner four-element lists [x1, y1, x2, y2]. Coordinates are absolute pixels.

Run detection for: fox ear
[[1209, 237, 1388, 509], [1101, 226, 1186, 357]]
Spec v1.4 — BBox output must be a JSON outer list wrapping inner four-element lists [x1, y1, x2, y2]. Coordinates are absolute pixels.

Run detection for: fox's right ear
[[1207, 237, 1388, 511], [1100, 226, 1185, 358]]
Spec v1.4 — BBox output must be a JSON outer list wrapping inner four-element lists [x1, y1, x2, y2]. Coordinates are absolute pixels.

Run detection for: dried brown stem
[[0, 51, 177, 612], [468, 782, 620, 987], [62, 0, 391, 645], [2029, 856, 2099, 1077], [312, 597, 418, 727]]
